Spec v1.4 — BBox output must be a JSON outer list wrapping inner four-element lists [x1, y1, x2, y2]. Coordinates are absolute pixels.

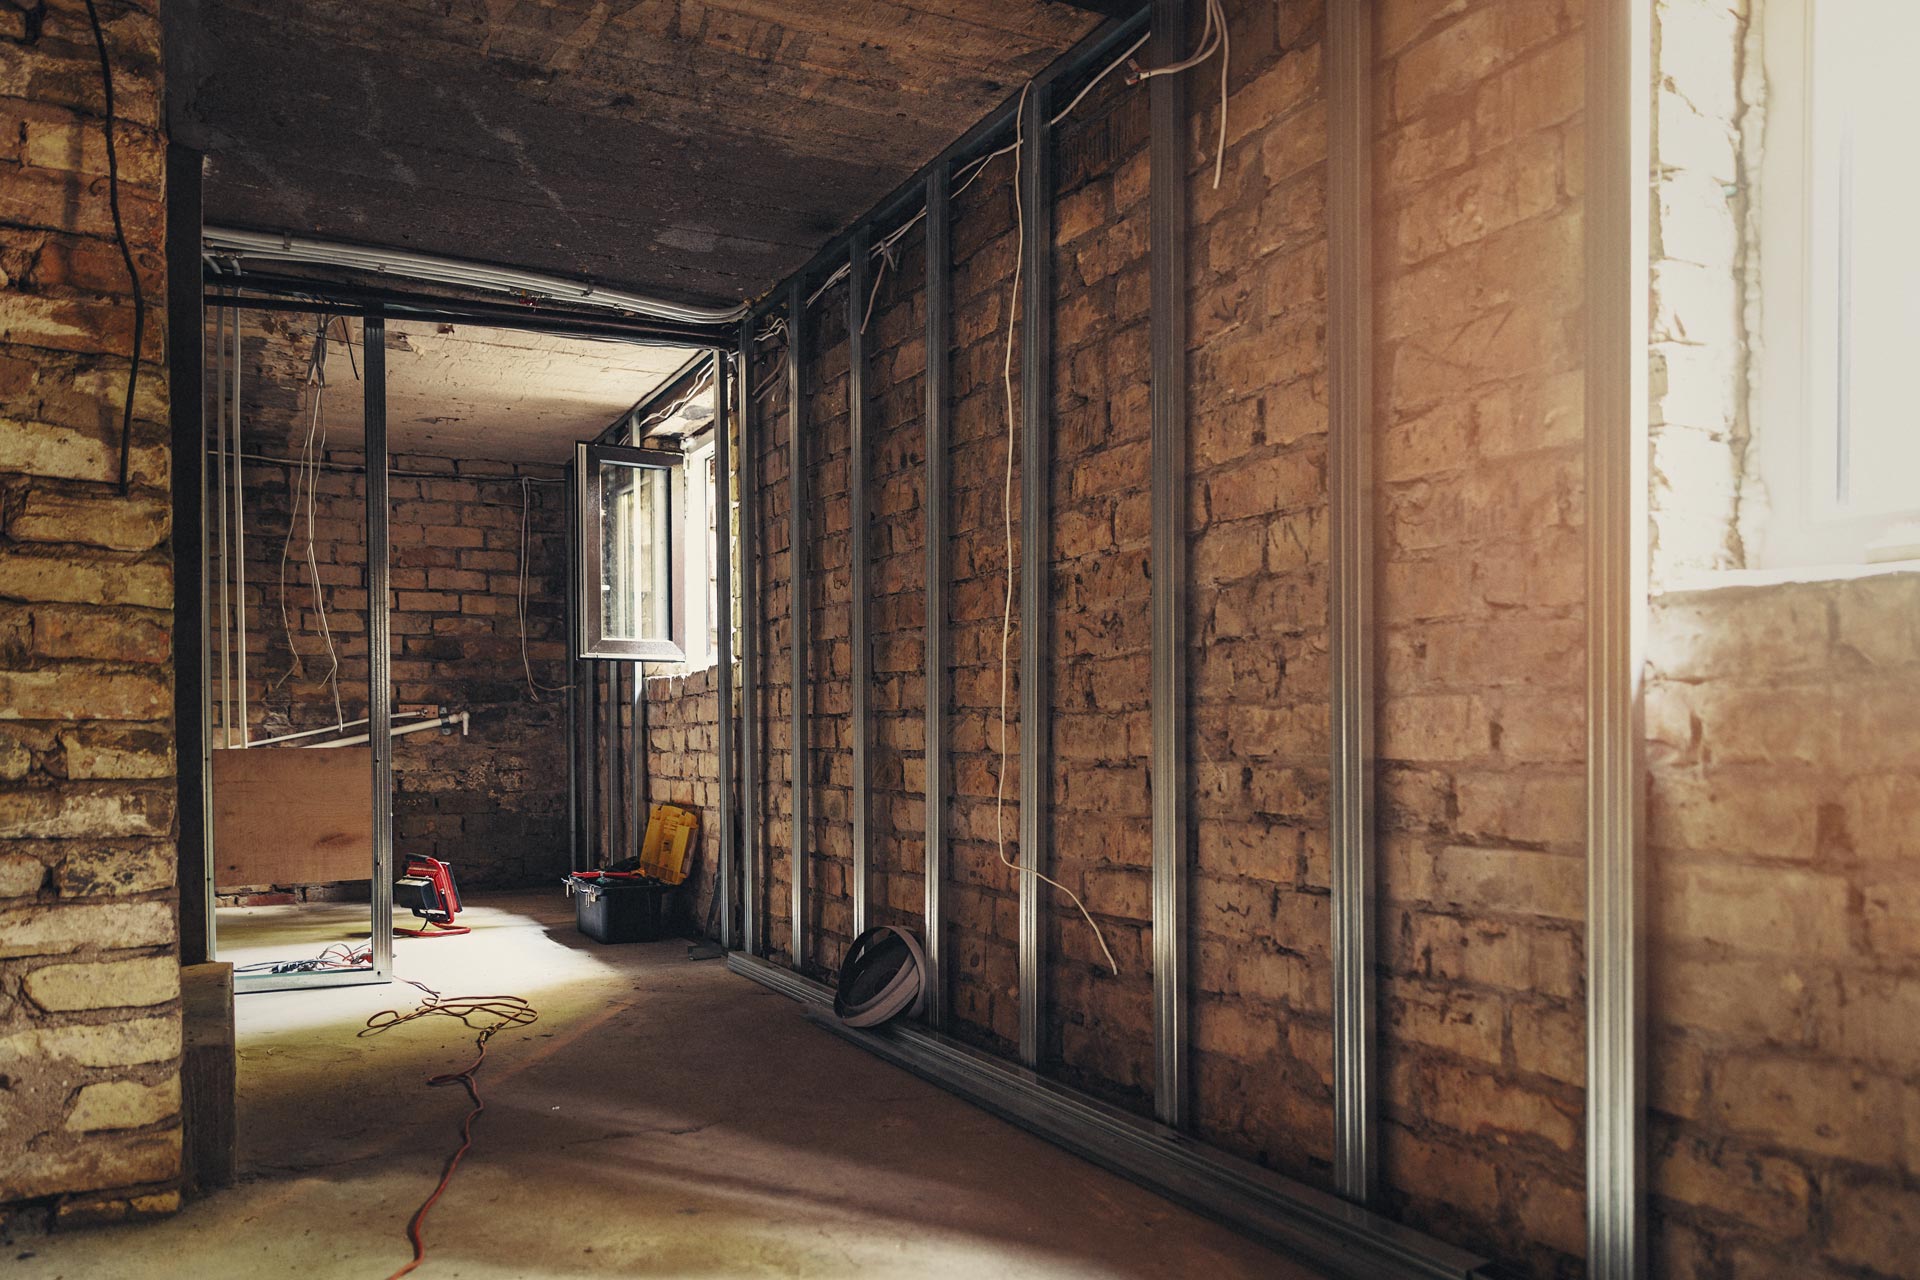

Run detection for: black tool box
[[564, 872, 675, 944]]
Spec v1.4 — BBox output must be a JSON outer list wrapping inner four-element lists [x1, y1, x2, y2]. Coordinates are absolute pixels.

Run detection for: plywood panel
[[212, 747, 373, 889]]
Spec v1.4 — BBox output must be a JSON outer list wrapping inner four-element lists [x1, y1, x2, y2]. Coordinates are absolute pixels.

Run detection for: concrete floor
[[14, 892, 1319, 1279]]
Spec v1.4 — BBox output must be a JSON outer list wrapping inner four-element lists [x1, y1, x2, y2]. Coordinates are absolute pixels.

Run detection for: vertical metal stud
[[1017, 80, 1054, 1070], [1149, 0, 1191, 1130], [631, 661, 645, 859], [1329, 0, 1378, 1203], [1587, 0, 1650, 1274], [231, 311, 249, 747], [610, 660, 624, 861], [739, 325, 762, 955], [849, 230, 872, 938], [364, 311, 395, 977], [788, 281, 809, 970], [713, 350, 737, 949], [214, 300, 231, 749], [167, 144, 212, 965], [923, 164, 952, 1030], [565, 460, 582, 874]]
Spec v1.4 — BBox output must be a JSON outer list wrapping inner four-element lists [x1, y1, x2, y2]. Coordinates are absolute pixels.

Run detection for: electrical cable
[[997, 82, 1120, 978], [81, 0, 143, 495], [360, 980, 539, 1280], [1130, 0, 1232, 190]]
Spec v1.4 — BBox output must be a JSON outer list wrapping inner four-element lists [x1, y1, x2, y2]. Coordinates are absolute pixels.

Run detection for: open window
[[577, 441, 689, 661], [1754, 0, 1920, 566]]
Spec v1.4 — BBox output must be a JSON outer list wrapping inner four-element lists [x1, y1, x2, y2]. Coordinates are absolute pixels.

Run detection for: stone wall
[[0, 0, 183, 1223], [639, 665, 722, 930], [1371, 1, 1589, 1271], [210, 447, 570, 893], [1647, 573, 1920, 1278]]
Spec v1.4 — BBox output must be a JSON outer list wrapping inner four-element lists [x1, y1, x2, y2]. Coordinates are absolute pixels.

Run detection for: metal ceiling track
[[202, 227, 748, 327], [202, 270, 728, 350], [727, 952, 1492, 1280]]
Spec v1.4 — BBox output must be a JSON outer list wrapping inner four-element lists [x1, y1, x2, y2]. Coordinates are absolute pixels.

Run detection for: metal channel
[[1585, 0, 1650, 1274], [633, 666, 648, 841], [739, 324, 762, 955], [214, 300, 231, 749], [1328, 0, 1378, 1203], [364, 312, 395, 978], [727, 951, 1492, 1280], [788, 280, 809, 969], [713, 350, 737, 949], [231, 311, 249, 747], [1148, 0, 1191, 1130], [587, 641, 601, 865], [565, 461, 582, 874], [610, 662, 624, 861], [848, 229, 872, 937], [1016, 80, 1054, 1069], [922, 163, 953, 1029], [167, 144, 212, 966]]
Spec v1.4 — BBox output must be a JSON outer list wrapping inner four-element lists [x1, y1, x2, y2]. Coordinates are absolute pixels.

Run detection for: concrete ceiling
[[171, 0, 1103, 309], [231, 312, 699, 463]]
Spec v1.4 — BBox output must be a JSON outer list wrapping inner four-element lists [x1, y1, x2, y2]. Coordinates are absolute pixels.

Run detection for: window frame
[[1753, 0, 1920, 567], [576, 440, 689, 662]]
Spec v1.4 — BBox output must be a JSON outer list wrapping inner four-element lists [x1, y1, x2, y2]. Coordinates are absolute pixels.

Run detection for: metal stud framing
[[713, 350, 737, 949], [1148, 0, 1191, 1130], [565, 465, 583, 874], [1328, 0, 1378, 1204], [1016, 80, 1054, 1070], [364, 311, 395, 978], [922, 163, 952, 1030], [739, 325, 762, 955], [1585, 0, 1650, 1273], [788, 280, 809, 969], [848, 229, 872, 938]]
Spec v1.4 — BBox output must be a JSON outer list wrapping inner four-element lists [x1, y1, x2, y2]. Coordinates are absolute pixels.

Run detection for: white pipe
[[242, 710, 431, 749], [202, 228, 748, 328], [308, 710, 469, 749]]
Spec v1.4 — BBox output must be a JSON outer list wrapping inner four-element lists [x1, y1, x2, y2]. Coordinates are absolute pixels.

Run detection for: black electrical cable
[[81, 0, 145, 496]]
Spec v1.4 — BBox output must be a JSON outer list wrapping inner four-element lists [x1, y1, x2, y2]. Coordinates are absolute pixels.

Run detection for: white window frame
[[576, 441, 687, 662], [1753, 0, 1920, 568], [679, 433, 719, 672]]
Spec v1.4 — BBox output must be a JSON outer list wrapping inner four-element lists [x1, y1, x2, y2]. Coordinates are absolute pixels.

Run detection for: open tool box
[[563, 803, 699, 943]]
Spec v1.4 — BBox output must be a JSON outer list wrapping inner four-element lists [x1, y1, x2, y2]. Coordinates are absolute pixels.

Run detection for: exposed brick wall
[[1646, 576, 1920, 1280], [640, 666, 722, 928], [1184, 0, 1334, 1171], [0, 0, 183, 1222], [864, 221, 931, 942], [745, 326, 797, 966], [211, 445, 570, 891], [1372, 1, 1589, 1272]]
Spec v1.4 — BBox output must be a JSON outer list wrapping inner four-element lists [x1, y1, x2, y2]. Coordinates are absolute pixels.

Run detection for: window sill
[[1657, 557, 1920, 596]]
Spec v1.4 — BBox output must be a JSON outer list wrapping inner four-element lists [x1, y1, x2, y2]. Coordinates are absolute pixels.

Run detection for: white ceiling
[[233, 311, 702, 463]]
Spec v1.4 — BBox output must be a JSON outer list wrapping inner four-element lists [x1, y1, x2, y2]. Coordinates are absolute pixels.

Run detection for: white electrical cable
[[806, 28, 1159, 319], [1131, 0, 1231, 190], [997, 81, 1121, 979]]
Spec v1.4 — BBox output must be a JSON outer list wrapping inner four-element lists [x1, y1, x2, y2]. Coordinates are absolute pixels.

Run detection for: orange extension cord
[[360, 981, 539, 1279]]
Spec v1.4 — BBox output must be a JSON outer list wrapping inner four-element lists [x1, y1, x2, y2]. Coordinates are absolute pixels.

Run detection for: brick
[[66, 1076, 180, 1133], [25, 956, 179, 1011], [1652, 1133, 1813, 1240], [0, 899, 172, 958], [0, 1016, 179, 1068]]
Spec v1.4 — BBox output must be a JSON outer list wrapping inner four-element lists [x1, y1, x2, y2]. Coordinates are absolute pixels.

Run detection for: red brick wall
[[0, 0, 183, 1221], [1372, 1, 1588, 1271], [1647, 574, 1920, 1279], [213, 447, 570, 892]]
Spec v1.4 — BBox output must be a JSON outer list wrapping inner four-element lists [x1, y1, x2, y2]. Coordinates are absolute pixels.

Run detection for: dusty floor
[[13, 892, 1317, 1279]]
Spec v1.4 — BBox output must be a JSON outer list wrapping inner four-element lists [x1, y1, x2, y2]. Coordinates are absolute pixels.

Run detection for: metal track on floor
[[726, 953, 1493, 1280]]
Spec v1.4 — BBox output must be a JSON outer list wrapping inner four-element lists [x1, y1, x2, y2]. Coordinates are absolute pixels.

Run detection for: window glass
[[598, 458, 670, 644]]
